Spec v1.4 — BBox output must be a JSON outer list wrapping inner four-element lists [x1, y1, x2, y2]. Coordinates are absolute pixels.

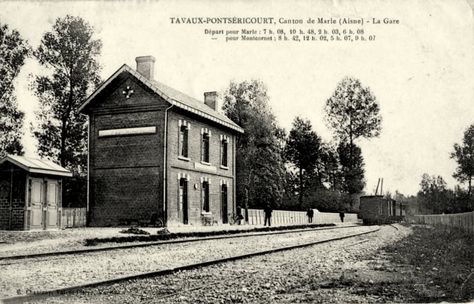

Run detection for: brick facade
[[0, 163, 26, 230], [166, 110, 235, 225], [87, 75, 167, 226], [83, 62, 241, 227]]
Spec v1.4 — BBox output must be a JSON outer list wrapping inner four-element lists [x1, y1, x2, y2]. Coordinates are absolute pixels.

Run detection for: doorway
[[29, 178, 43, 230], [28, 178, 60, 230], [45, 179, 59, 229], [179, 178, 188, 224], [221, 184, 228, 224]]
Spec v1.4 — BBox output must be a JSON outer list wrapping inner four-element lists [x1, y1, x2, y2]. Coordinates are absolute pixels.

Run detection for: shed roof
[[78, 65, 244, 133], [0, 155, 73, 177]]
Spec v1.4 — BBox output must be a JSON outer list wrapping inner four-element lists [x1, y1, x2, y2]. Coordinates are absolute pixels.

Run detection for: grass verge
[[381, 225, 473, 302], [329, 225, 473, 303]]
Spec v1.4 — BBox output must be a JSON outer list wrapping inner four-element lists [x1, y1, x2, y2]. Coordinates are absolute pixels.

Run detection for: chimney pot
[[204, 91, 218, 111], [135, 56, 155, 80]]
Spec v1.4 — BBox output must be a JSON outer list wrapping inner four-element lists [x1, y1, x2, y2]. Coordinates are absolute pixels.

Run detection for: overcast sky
[[1, 0, 473, 195]]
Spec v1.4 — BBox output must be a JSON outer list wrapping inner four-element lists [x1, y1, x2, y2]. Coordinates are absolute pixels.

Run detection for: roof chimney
[[135, 56, 155, 81], [204, 91, 218, 111]]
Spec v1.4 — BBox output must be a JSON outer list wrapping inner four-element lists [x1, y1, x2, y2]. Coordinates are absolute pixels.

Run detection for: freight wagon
[[359, 195, 406, 225]]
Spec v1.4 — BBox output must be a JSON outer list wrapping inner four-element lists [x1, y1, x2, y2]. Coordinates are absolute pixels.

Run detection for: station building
[[79, 56, 244, 227]]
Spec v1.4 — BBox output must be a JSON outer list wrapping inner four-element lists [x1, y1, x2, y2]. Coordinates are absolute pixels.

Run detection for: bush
[[119, 227, 150, 235]]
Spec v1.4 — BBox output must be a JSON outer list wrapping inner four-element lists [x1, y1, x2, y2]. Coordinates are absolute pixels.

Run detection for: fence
[[314, 211, 358, 224], [247, 209, 358, 226], [407, 211, 474, 234], [61, 208, 87, 228], [58, 208, 361, 228]]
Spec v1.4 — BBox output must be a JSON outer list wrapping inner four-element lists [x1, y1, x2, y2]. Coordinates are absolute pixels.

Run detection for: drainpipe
[[232, 135, 236, 217], [9, 167, 13, 230], [163, 104, 174, 226], [86, 115, 90, 222]]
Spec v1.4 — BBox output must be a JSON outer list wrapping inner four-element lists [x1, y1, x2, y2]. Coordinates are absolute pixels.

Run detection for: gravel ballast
[[23, 224, 409, 304], [0, 224, 340, 258], [0, 225, 375, 299]]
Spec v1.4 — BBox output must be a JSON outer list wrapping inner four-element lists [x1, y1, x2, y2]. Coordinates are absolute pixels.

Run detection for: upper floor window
[[201, 128, 211, 163], [179, 120, 190, 158], [220, 135, 229, 167]]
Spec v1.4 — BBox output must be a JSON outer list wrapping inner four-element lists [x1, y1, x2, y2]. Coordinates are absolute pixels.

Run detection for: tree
[[285, 117, 322, 206], [31, 15, 101, 207], [337, 142, 365, 197], [319, 143, 341, 191], [451, 124, 474, 196], [417, 174, 451, 214], [223, 80, 286, 214], [451, 185, 474, 213], [324, 77, 381, 198], [325, 77, 382, 147], [31, 15, 101, 171], [0, 23, 30, 157]]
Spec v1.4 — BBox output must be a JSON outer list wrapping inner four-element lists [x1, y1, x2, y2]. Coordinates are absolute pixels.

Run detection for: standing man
[[339, 211, 345, 223], [264, 204, 273, 226], [236, 206, 244, 225], [306, 208, 314, 223]]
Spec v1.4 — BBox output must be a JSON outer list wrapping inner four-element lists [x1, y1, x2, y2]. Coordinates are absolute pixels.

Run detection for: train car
[[359, 195, 406, 224]]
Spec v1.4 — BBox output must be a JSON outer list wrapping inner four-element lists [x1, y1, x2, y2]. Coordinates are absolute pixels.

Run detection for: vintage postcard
[[0, 0, 472, 303]]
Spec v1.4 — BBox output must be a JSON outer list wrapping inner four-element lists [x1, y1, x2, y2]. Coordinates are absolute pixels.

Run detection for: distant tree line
[[223, 77, 382, 213], [414, 124, 474, 214]]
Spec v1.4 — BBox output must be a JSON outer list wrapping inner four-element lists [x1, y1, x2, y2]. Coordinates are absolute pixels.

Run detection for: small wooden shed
[[0, 155, 72, 230]]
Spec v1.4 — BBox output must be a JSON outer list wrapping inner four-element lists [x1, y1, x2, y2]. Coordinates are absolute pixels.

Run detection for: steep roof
[[79, 65, 244, 133], [0, 155, 73, 177]]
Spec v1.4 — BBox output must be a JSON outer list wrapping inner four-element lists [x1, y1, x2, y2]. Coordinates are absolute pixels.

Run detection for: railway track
[[0, 227, 380, 304], [152, 237, 375, 302], [0, 224, 359, 262]]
